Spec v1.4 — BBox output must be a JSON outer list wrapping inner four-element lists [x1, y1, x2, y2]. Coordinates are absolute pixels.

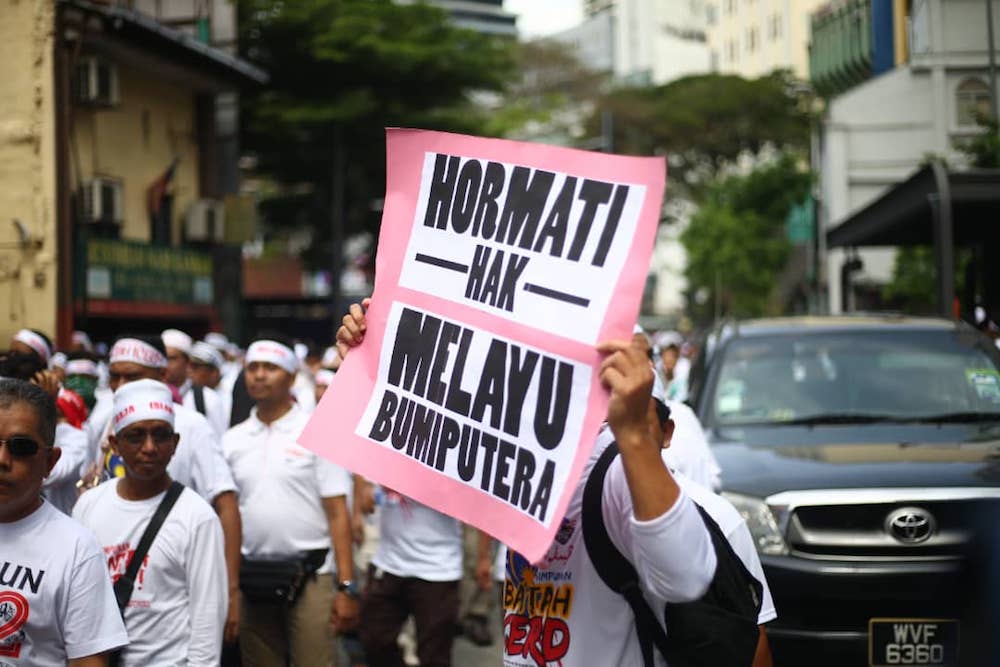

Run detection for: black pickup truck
[[688, 316, 1000, 667]]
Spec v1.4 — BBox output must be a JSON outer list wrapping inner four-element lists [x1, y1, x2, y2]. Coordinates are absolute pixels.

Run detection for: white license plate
[[868, 618, 959, 666]]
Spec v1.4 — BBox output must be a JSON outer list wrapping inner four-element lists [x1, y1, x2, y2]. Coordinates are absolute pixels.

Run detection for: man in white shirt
[[0, 378, 128, 665], [223, 334, 357, 666], [74, 379, 227, 666], [189, 341, 233, 428], [162, 329, 229, 436], [337, 302, 718, 667], [84, 335, 243, 646]]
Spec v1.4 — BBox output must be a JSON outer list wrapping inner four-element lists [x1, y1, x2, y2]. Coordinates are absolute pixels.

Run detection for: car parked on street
[[688, 315, 1000, 667]]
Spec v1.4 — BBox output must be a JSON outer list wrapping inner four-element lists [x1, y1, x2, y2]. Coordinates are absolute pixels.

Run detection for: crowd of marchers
[[0, 308, 776, 667]]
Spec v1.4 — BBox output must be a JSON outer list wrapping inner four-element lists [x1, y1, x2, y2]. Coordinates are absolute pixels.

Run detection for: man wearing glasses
[[0, 378, 128, 665], [73, 379, 227, 665]]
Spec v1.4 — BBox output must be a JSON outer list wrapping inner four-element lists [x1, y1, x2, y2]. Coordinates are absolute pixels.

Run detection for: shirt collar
[[248, 402, 302, 435]]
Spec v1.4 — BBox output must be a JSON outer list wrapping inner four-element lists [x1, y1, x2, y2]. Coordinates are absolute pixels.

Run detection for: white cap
[[246, 340, 298, 375], [294, 342, 308, 361], [204, 332, 229, 351], [190, 341, 223, 369], [162, 329, 193, 356], [654, 330, 683, 349], [315, 369, 336, 387], [72, 330, 94, 352], [321, 346, 340, 369], [112, 379, 175, 434], [49, 352, 67, 370]]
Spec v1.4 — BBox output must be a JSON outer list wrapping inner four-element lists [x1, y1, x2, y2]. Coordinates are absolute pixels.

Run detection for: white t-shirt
[[662, 400, 722, 492], [292, 373, 317, 413], [88, 399, 237, 504], [372, 496, 463, 582], [224, 404, 351, 575], [72, 480, 227, 666], [42, 422, 90, 515], [674, 472, 776, 625], [180, 381, 229, 438], [0, 501, 128, 665], [502, 428, 717, 667]]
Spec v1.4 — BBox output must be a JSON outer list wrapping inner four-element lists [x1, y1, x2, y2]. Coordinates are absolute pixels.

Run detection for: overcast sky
[[506, 0, 583, 38]]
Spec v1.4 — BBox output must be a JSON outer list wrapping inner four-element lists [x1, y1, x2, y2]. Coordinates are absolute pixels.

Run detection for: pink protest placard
[[300, 128, 665, 562]]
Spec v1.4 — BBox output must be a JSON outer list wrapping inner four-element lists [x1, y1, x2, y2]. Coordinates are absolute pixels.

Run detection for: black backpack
[[582, 442, 763, 667]]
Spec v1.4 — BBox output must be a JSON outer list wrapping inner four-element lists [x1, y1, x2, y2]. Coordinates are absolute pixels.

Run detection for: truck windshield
[[709, 329, 1000, 426]]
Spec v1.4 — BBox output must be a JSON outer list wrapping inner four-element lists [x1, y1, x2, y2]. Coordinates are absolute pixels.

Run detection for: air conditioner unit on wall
[[79, 178, 124, 224], [185, 199, 225, 243], [74, 57, 120, 106]]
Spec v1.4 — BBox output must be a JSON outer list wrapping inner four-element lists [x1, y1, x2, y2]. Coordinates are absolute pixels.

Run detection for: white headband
[[110, 338, 168, 369], [246, 340, 298, 375], [14, 330, 51, 362], [162, 329, 193, 356], [315, 369, 336, 387], [112, 379, 175, 434], [66, 359, 99, 377]]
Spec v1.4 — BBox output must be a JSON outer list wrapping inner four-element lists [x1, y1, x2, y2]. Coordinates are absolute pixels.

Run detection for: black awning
[[826, 165, 1000, 248], [60, 0, 268, 89]]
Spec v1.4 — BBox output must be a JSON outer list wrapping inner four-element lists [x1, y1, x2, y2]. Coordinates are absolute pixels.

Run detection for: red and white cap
[[110, 338, 168, 369], [112, 379, 175, 434], [246, 339, 298, 375], [13, 329, 51, 362], [65, 358, 99, 377]]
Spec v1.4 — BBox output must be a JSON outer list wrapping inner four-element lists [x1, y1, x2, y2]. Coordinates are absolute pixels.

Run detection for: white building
[[815, 0, 1000, 312], [554, 0, 711, 84]]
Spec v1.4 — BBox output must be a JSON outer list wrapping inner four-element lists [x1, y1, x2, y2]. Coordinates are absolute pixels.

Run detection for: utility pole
[[987, 0, 998, 125], [330, 124, 345, 338]]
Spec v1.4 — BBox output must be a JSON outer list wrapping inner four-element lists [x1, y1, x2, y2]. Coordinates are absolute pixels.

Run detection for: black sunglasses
[[1, 436, 42, 458], [118, 427, 175, 448]]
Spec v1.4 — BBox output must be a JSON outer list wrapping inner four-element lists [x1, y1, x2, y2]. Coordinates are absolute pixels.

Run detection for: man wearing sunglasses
[[73, 379, 227, 665], [0, 378, 128, 665], [83, 335, 244, 648]]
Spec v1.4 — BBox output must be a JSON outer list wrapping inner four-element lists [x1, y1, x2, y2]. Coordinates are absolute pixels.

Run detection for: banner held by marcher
[[299, 128, 665, 562]]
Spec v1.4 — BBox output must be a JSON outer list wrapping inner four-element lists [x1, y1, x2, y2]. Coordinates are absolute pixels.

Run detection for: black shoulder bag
[[108, 481, 185, 667], [192, 384, 207, 416], [582, 442, 763, 667]]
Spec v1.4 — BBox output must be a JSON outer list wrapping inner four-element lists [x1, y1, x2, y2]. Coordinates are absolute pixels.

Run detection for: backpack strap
[[582, 442, 671, 667], [192, 384, 206, 416], [113, 481, 185, 614]]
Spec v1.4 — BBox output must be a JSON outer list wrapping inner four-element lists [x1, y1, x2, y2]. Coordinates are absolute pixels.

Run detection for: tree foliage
[[237, 0, 516, 267], [595, 71, 813, 193], [681, 154, 812, 320]]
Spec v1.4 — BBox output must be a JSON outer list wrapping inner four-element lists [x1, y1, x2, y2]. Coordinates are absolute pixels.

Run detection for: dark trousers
[[359, 565, 459, 667]]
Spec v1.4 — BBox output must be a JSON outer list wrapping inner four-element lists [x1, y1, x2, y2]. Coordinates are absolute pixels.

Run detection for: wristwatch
[[337, 579, 360, 598]]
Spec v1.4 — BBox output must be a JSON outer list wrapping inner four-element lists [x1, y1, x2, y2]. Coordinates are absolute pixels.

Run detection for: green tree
[[595, 71, 813, 193], [681, 154, 812, 320], [237, 0, 515, 268]]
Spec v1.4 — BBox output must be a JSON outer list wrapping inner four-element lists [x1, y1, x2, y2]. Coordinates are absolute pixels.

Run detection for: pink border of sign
[[300, 129, 665, 563]]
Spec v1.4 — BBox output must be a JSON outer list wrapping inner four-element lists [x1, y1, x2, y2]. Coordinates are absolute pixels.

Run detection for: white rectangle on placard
[[397, 152, 647, 345], [355, 300, 592, 526]]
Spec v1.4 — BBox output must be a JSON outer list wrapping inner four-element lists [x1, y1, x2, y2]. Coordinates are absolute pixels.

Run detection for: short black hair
[[66, 350, 98, 363], [114, 333, 167, 357], [0, 378, 57, 447]]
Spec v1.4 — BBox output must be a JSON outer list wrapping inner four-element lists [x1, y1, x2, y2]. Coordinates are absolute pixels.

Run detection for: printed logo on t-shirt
[[502, 519, 576, 667], [0, 591, 29, 659], [105, 543, 150, 594]]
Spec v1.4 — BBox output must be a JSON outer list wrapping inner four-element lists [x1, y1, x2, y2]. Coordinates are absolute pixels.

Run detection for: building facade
[[427, 0, 517, 36], [812, 0, 1000, 312], [707, 0, 827, 77], [0, 0, 263, 348]]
